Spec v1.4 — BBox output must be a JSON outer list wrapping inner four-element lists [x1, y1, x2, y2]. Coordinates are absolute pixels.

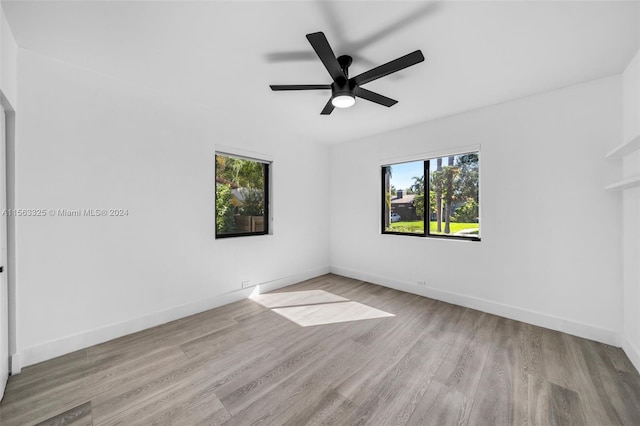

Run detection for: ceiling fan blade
[[306, 32, 345, 83], [320, 98, 335, 115], [354, 87, 398, 107], [351, 50, 424, 86], [270, 84, 332, 91]]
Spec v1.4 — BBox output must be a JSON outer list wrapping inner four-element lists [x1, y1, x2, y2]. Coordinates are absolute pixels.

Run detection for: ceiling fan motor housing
[[332, 79, 356, 99]]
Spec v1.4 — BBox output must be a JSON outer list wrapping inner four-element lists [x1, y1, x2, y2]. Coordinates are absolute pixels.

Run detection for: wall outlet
[[417, 280, 427, 286], [242, 281, 254, 289]]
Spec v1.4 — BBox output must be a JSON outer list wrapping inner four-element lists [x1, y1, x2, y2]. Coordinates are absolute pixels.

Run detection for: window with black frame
[[215, 153, 269, 238], [382, 152, 480, 241]]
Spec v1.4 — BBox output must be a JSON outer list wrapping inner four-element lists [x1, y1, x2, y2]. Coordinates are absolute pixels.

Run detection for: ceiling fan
[[270, 32, 425, 115]]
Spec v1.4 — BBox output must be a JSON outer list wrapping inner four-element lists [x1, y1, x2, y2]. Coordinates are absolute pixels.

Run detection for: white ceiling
[[2, 1, 638, 144]]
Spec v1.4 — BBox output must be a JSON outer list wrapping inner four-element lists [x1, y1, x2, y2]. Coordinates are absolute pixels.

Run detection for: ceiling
[[2, 1, 638, 144]]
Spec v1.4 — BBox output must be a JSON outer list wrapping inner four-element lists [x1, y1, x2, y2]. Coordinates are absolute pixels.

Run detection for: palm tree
[[443, 156, 456, 233], [436, 157, 443, 232], [431, 159, 459, 234], [410, 175, 425, 220]]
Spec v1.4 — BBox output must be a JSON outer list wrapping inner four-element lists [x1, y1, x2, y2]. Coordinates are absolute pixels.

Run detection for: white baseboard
[[10, 353, 21, 375], [622, 337, 640, 374], [16, 266, 330, 370], [330, 265, 620, 347]]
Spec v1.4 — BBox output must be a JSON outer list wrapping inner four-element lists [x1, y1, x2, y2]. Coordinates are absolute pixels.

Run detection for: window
[[215, 153, 270, 238], [381, 152, 479, 241]]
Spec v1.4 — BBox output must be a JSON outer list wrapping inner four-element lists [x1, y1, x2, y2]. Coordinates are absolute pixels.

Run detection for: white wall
[[0, 10, 16, 109], [330, 76, 623, 345], [13, 49, 330, 367], [621, 50, 640, 372]]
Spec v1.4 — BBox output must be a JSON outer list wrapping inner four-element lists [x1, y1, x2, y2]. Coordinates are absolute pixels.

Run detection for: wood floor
[[1, 274, 639, 425]]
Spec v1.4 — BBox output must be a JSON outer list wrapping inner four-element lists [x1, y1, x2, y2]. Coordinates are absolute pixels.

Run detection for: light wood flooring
[[1, 274, 639, 425]]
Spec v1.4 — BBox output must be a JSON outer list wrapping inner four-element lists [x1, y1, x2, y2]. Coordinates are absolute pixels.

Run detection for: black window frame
[[215, 153, 270, 239], [381, 153, 480, 242]]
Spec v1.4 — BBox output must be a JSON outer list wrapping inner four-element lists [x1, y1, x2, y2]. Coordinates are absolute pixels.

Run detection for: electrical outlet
[[417, 280, 427, 286], [242, 281, 253, 289]]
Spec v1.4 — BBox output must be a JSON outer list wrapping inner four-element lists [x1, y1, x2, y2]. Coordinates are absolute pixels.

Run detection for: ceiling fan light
[[332, 95, 356, 109]]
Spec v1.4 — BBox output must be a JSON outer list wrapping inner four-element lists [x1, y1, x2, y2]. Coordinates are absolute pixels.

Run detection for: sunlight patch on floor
[[251, 289, 348, 308], [271, 301, 395, 327]]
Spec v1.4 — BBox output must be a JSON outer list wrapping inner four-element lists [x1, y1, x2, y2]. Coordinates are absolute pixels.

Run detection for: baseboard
[[16, 266, 330, 370], [9, 353, 21, 375], [622, 337, 640, 375], [330, 265, 620, 347]]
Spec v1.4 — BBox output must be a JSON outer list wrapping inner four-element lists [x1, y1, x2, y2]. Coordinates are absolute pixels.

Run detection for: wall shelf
[[606, 134, 640, 159], [605, 175, 640, 191]]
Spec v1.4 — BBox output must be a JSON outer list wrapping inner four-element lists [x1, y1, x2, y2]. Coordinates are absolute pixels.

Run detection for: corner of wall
[[623, 337, 640, 374]]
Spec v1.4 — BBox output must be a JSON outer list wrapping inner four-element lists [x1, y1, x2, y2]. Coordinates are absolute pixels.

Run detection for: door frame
[[0, 90, 15, 400]]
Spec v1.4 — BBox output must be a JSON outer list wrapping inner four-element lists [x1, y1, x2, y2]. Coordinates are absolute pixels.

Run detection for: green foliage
[[215, 183, 235, 233], [388, 222, 424, 233], [413, 193, 424, 218], [410, 175, 425, 218], [455, 153, 479, 200], [431, 164, 458, 233], [451, 198, 479, 223], [383, 154, 479, 235], [410, 175, 424, 193], [239, 188, 264, 216], [429, 153, 479, 231], [216, 155, 266, 228], [388, 221, 479, 234], [429, 191, 437, 214], [216, 155, 265, 189]]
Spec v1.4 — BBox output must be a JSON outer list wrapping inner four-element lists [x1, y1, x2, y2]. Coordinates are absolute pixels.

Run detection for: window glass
[[215, 154, 269, 238], [382, 160, 424, 234], [382, 152, 479, 240], [428, 153, 479, 239]]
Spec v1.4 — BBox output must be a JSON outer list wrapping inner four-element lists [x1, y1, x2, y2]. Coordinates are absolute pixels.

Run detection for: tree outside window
[[215, 154, 269, 238], [382, 152, 479, 240]]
